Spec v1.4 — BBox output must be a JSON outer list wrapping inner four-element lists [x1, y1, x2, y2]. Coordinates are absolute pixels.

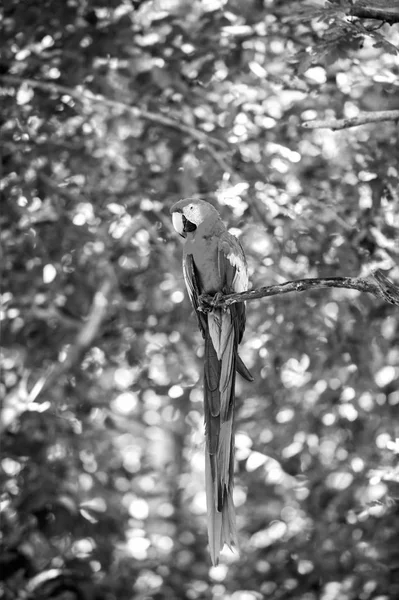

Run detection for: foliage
[[1, 1, 399, 599]]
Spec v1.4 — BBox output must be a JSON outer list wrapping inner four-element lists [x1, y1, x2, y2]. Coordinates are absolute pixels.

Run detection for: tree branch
[[0, 74, 229, 162], [347, 0, 399, 25], [28, 273, 114, 403], [199, 270, 399, 309], [302, 110, 399, 130]]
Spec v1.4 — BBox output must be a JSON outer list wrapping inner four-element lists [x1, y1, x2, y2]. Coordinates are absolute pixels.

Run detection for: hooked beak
[[172, 212, 185, 238]]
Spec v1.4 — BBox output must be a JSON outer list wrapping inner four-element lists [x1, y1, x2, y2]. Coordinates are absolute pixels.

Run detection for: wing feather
[[183, 253, 207, 337], [218, 233, 248, 294], [218, 232, 248, 345]]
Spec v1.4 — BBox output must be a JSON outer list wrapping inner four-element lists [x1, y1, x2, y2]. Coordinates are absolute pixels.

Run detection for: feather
[[236, 353, 254, 382], [220, 328, 234, 393], [208, 311, 222, 359], [219, 310, 233, 358], [204, 334, 220, 419], [205, 451, 223, 565], [221, 492, 238, 550], [218, 419, 233, 491], [205, 442, 238, 566], [183, 253, 207, 337]]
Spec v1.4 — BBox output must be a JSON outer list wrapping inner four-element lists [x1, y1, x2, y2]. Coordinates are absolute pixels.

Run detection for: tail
[[203, 308, 239, 565]]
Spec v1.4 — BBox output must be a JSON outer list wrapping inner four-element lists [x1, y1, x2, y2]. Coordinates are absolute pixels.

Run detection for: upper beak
[[172, 212, 185, 238]]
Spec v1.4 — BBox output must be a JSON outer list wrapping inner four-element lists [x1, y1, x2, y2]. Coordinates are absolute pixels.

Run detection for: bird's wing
[[182, 252, 207, 338], [218, 231, 249, 294], [206, 231, 248, 418], [218, 231, 248, 343]]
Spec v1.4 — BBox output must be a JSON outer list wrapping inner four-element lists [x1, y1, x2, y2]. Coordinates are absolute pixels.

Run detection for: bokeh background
[[1, 1, 399, 599]]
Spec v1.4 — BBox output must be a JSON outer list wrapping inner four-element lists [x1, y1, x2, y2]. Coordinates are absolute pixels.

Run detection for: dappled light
[[1, 0, 399, 598]]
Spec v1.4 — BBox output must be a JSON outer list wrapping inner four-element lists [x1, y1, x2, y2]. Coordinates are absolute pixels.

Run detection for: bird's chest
[[185, 235, 222, 293]]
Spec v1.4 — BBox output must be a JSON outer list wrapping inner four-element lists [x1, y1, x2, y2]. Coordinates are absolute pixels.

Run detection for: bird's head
[[170, 198, 220, 238]]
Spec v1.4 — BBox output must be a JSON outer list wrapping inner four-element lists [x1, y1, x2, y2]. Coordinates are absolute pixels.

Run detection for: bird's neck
[[187, 216, 225, 240]]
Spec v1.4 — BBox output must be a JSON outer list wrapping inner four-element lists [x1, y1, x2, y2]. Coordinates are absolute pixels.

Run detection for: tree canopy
[[1, 1, 399, 599]]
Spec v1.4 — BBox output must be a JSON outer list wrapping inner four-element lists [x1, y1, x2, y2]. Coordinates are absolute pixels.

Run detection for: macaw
[[171, 198, 253, 565]]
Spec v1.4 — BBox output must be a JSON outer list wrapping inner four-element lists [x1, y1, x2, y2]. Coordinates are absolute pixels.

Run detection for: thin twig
[[302, 110, 399, 130], [199, 270, 399, 308], [28, 273, 114, 402], [0, 74, 228, 151], [347, 1, 399, 25]]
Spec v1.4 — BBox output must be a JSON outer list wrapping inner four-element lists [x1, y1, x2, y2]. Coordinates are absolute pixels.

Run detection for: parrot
[[170, 198, 253, 565]]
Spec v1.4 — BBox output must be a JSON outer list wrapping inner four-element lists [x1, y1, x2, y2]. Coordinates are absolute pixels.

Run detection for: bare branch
[[302, 110, 399, 130], [199, 270, 399, 309], [347, 0, 399, 25], [0, 74, 227, 152], [28, 272, 114, 402]]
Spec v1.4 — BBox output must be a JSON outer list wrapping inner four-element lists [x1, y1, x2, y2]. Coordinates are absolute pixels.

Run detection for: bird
[[170, 198, 253, 565]]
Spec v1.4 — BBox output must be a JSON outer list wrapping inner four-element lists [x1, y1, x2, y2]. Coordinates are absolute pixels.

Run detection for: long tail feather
[[204, 308, 239, 565], [205, 451, 238, 565]]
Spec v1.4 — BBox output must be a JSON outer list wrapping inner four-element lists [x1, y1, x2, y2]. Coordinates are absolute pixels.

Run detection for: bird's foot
[[198, 292, 224, 313], [198, 293, 213, 313], [212, 291, 225, 308]]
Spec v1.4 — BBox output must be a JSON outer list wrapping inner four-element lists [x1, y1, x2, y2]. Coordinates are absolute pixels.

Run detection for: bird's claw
[[198, 294, 213, 313], [198, 292, 225, 313]]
